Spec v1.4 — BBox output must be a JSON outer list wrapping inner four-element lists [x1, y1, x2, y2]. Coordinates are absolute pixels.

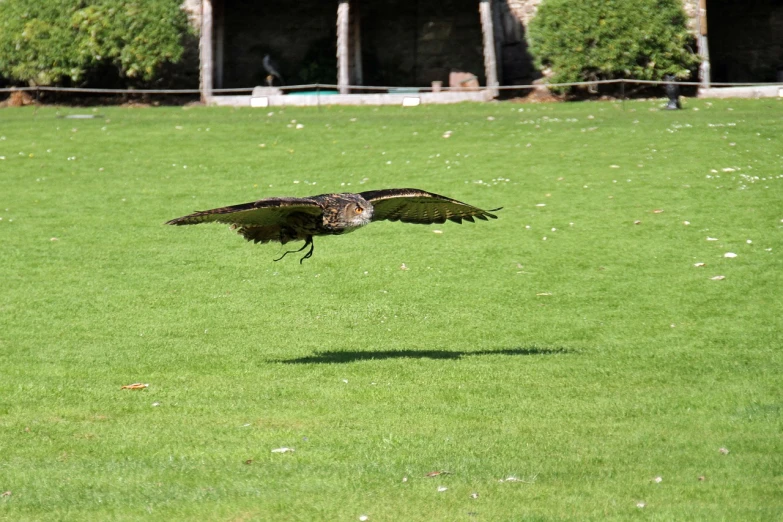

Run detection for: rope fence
[[2, 79, 782, 96]]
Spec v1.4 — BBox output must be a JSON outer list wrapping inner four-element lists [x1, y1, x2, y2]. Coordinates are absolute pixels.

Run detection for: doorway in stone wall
[[358, 0, 485, 87], [707, 0, 783, 83], [218, 0, 337, 88]]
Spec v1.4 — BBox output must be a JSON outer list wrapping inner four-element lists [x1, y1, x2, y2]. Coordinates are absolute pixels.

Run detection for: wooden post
[[352, 3, 363, 86], [200, 0, 214, 102], [697, 0, 710, 89], [337, 1, 350, 94], [479, 0, 499, 98]]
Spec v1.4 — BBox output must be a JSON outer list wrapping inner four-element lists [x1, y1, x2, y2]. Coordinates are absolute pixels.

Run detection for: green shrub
[[527, 0, 699, 90], [0, 0, 192, 86]]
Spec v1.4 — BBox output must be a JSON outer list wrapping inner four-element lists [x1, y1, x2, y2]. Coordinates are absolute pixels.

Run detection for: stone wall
[[504, 0, 701, 34], [680, 0, 701, 34], [505, 0, 542, 26], [182, 0, 201, 30]]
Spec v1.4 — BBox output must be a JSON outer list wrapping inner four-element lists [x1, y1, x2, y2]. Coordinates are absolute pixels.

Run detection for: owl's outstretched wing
[[165, 197, 324, 244], [166, 197, 323, 226], [360, 188, 500, 224]]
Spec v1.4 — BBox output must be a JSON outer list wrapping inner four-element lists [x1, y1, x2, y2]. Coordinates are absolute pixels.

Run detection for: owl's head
[[341, 199, 373, 229]]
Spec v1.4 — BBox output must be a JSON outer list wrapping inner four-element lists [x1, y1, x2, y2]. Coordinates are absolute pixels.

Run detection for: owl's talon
[[274, 237, 313, 262], [274, 236, 314, 263], [299, 239, 315, 264]]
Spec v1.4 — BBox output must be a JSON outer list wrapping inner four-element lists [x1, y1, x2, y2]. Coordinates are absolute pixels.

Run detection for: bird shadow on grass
[[278, 347, 570, 365]]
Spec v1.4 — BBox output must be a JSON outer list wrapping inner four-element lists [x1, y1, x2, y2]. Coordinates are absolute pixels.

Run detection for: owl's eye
[[354, 206, 364, 214]]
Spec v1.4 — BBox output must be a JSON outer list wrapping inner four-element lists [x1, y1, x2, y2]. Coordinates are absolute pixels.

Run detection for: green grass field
[[1, 98, 781, 520]]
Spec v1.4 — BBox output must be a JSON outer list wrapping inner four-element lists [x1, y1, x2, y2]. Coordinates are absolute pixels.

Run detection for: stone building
[[188, 0, 783, 102]]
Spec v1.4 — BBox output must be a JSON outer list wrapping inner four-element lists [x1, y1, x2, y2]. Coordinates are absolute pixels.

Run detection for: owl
[[166, 188, 500, 263]]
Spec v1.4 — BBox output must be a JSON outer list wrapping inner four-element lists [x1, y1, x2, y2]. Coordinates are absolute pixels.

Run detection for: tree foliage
[[527, 0, 699, 89], [0, 0, 192, 86]]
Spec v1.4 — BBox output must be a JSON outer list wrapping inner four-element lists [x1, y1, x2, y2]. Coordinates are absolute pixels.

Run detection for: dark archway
[[358, 0, 485, 87], [219, 0, 338, 88], [707, 0, 783, 83]]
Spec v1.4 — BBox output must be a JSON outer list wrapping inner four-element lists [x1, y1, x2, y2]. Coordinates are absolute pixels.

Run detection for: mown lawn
[[1, 98, 781, 520]]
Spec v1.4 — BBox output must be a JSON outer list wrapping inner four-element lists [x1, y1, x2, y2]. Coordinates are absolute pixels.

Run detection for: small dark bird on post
[[166, 188, 501, 263], [664, 75, 681, 110], [263, 54, 284, 87]]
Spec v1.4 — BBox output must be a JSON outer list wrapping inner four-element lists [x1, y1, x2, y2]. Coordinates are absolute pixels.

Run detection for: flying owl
[[166, 188, 500, 263]]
